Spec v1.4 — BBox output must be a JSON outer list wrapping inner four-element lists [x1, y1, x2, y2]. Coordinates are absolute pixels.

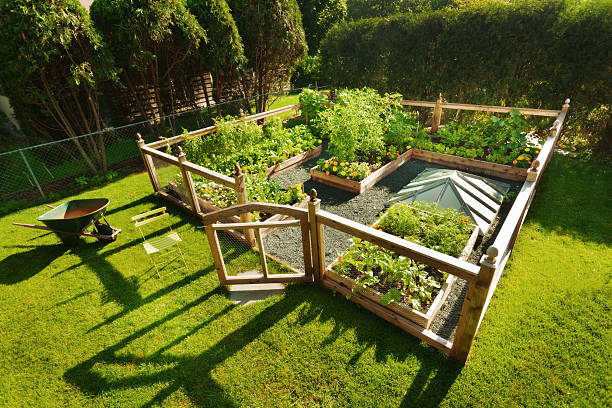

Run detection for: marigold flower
[[340, 171, 346, 176], [408, 137, 414, 141], [517, 156, 524, 160], [325, 171, 330, 175], [536, 150, 540, 154], [317, 139, 322, 144], [512, 160, 518, 164], [524, 148, 530, 152], [352, 172, 358, 177], [406, 145, 412, 150], [332, 166, 337, 171], [324, 163, 329, 168]]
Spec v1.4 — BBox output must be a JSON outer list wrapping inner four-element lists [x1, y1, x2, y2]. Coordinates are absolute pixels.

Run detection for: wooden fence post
[[234, 164, 256, 247], [177, 146, 201, 215], [431, 93, 443, 133], [307, 189, 324, 282], [137, 133, 160, 193], [452, 246, 497, 362]]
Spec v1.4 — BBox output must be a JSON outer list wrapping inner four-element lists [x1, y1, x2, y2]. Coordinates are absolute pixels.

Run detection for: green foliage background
[[320, 0, 612, 152]]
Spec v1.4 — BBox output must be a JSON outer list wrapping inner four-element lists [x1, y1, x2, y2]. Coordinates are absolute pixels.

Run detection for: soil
[[262, 142, 521, 342]]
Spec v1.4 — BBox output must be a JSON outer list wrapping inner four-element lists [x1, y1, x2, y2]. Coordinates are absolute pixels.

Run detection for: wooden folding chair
[[131, 207, 186, 277]]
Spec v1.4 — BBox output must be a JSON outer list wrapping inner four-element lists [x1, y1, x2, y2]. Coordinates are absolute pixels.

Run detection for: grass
[[0, 154, 609, 407]]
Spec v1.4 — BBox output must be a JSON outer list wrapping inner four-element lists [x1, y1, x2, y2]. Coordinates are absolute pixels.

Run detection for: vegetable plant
[[333, 201, 473, 311]]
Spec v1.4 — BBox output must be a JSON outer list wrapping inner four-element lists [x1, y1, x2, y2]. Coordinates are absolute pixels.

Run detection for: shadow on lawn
[[0, 244, 68, 284], [64, 283, 462, 407]]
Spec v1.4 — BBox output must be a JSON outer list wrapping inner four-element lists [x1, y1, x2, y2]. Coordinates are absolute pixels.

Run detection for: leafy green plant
[[333, 201, 473, 310]]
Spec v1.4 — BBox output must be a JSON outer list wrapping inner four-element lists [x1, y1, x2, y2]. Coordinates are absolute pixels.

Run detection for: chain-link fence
[[0, 87, 327, 203]]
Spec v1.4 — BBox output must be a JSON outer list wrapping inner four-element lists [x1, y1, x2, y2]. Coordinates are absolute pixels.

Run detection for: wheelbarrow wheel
[[94, 222, 115, 242]]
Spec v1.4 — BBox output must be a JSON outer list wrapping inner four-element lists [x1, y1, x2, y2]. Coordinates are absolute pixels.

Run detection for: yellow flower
[[333, 161, 338, 165], [340, 171, 346, 176], [324, 163, 329, 168], [524, 148, 530, 152], [317, 139, 322, 144], [352, 172, 358, 177], [408, 137, 414, 141], [348, 168, 353, 172], [332, 166, 337, 171], [517, 156, 524, 160], [406, 145, 412, 150], [536, 150, 540, 153]]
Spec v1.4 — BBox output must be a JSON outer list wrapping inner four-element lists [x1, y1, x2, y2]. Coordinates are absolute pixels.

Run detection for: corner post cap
[[562, 98, 570, 112], [309, 188, 318, 201], [438, 93, 443, 100], [177, 145, 185, 156], [485, 246, 499, 264], [530, 159, 540, 171], [136, 133, 143, 142], [234, 163, 242, 175]]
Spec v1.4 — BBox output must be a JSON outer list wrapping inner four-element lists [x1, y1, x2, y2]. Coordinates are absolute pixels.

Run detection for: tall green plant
[[0, 0, 117, 173], [228, 0, 308, 112], [318, 88, 399, 161]]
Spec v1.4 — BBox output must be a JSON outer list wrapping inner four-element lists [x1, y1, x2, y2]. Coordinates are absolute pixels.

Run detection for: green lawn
[[0, 154, 609, 407]]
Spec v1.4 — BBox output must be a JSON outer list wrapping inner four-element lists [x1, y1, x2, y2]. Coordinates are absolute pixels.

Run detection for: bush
[[320, 0, 612, 152]]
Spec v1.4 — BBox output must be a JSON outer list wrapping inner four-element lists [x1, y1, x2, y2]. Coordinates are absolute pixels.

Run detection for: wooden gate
[[201, 203, 313, 285]]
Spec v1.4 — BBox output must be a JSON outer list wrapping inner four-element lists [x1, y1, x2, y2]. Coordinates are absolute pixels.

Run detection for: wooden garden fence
[[137, 94, 570, 363]]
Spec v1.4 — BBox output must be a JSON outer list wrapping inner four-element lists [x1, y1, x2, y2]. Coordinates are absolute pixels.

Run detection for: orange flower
[[517, 156, 524, 160], [325, 171, 330, 175], [512, 160, 518, 164]]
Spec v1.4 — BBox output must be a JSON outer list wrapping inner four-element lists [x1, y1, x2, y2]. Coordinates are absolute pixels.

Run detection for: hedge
[[320, 0, 612, 152]]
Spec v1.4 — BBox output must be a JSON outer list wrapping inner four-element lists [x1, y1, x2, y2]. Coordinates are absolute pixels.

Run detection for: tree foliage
[[186, 0, 246, 103], [90, 0, 206, 121], [297, 0, 347, 53], [228, 0, 308, 111], [320, 0, 612, 152], [0, 0, 117, 172]]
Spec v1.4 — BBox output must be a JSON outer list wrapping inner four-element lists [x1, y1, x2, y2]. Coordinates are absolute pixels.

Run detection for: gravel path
[[262, 148, 521, 341]]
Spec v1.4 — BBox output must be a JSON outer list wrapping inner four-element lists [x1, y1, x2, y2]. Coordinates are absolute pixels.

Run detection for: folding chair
[[131, 207, 187, 277]]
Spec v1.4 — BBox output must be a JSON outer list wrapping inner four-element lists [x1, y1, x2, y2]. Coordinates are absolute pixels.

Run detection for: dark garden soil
[[262, 145, 521, 342]]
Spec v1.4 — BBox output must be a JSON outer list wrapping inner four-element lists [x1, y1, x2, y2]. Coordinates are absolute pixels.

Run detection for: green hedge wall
[[320, 0, 612, 152]]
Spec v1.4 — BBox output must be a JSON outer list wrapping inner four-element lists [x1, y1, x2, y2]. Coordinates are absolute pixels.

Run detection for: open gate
[[201, 202, 313, 285]]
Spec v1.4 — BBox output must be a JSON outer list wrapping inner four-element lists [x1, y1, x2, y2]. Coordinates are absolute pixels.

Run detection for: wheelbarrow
[[13, 198, 121, 243]]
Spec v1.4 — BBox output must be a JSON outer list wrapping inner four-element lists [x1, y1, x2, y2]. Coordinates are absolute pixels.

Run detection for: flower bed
[[325, 201, 479, 328], [310, 149, 413, 194]]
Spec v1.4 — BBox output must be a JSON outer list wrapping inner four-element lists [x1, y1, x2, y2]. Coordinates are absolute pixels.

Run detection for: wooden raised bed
[[166, 180, 308, 238], [310, 149, 413, 194], [411, 149, 527, 181], [266, 145, 323, 178], [325, 224, 480, 328]]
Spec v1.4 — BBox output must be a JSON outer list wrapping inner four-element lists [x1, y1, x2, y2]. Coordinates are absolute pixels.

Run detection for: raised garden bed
[[310, 149, 413, 194], [325, 225, 479, 328], [324, 202, 480, 328]]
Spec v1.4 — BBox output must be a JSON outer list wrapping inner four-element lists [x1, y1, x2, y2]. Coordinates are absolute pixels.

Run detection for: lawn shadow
[[0, 244, 68, 284], [65, 282, 464, 407]]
